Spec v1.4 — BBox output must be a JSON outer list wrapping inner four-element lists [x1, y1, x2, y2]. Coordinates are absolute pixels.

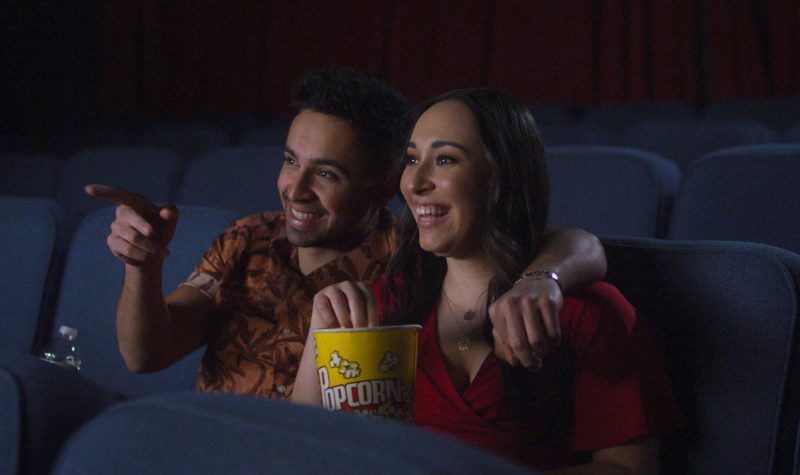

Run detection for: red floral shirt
[[182, 212, 395, 399]]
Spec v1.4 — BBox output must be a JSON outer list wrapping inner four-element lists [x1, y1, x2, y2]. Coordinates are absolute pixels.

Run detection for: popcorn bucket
[[313, 324, 421, 422]]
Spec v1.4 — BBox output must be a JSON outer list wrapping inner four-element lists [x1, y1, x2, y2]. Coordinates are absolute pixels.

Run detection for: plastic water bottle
[[39, 325, 82, 370]]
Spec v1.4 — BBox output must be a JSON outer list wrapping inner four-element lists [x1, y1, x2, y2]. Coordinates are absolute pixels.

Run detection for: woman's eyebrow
[[431, 140, 469, 154], [407, 140, 470, 155]]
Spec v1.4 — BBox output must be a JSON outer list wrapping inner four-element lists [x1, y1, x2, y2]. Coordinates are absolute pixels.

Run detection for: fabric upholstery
[[0, 154, 62, 198], [55, 147, 182, 229], [53, 392, 534, 475], [603, 237, 800, 474], [621, 120, 778, 170], [0, 197, 64, 353], [547, 146, 680, 238], [137, 123, 231, 158], [668, 144, 800, 254], [178, 145, 284, 215], [51, 205, 240, 397], [0, 351, 124, 475]]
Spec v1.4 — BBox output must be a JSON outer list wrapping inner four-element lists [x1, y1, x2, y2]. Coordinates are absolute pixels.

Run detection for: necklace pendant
[[457, 335, 472, 352]]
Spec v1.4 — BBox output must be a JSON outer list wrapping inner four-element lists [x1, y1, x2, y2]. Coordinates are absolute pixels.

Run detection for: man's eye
[[318, 169, 339, 180], [283, 157, 296, 166]]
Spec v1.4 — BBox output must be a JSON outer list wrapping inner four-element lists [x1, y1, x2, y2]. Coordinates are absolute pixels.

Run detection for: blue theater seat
[[0, 154, 63, 198], [138, 123, 232, 159], [528, 103, 572, 126], [784, 123, 800, 143], [582, 100, 697, 141], [547, 146, 680, 238], [49, 204, 241, 397], [0, 350, 123, 475], [0, 197, 65, 354], [0, 204, 240, 475], [240, 123, 291, 147], [56, 147, 183, 230], [669, 144, 800, 254], [540, 123, 611, 147], [705, 96, 800, 133], [53, 392, 533, 475], [178, 145, 284, 215], [621, 120, 779, 171], [603, 237, 800, 474]]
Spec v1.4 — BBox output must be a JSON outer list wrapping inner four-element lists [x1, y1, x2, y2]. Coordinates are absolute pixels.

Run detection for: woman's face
[[401, 99, 491, 259]]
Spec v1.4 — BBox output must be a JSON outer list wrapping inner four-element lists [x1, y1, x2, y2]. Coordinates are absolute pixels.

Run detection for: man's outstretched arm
[[489, 226, 606, 369]]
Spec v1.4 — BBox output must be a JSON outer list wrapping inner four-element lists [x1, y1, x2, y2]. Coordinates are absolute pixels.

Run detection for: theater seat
[[0, 350, 123, 475], [621, 120, 778, 171], [49, 205, 241, 397], [53, 392, 533, 475], [56, 147, 182, 231], [547, 146, 680, 238], [0, 204, 241, 475], [178, 146, 284, 215], [668, 144, 800, 254], [0, 197, 65, 354], [603, 237, 800, 474]]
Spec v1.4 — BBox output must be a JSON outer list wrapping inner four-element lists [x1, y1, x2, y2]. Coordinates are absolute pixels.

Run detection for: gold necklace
[[442, 290, 486, 352]]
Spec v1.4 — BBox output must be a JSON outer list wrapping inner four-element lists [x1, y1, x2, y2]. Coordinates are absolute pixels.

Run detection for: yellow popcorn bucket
[[313, 324, 421, 422]]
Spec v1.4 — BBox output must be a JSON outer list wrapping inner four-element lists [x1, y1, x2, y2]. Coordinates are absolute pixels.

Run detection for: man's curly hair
[[290, 67, 410, 181]]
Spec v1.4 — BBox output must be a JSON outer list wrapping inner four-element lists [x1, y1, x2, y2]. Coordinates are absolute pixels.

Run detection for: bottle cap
[[58, 326, 78, 338]]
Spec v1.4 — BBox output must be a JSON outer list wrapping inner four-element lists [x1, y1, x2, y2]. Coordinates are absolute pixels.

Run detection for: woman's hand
[[310, 281, 378, 330], [488, 277, 563, 371], [293, 281, 377, 406]]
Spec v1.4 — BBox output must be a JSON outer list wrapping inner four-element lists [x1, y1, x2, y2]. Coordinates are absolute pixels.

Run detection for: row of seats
[[1, 204, 799, 473], [3, 95, 800, 153], [530, 96, 800, 133], [3, 142, 799, 253], [5, 117, 800, 170]]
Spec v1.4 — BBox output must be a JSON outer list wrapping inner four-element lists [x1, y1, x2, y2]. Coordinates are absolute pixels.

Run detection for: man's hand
[[488, 277, 563, 371], [85, 184, 179, 267], [311, 281, 378, 330]]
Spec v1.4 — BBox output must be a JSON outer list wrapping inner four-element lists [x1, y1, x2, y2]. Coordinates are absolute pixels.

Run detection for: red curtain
[[99, 0, 800, 119]]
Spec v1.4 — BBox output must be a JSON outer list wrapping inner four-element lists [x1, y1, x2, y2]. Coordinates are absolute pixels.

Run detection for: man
[[86, 67, 605, 398]]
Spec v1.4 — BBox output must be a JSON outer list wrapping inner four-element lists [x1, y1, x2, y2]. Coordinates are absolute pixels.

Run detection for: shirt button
[[282, 328, 291, 336], [277, 384, 287, 394]]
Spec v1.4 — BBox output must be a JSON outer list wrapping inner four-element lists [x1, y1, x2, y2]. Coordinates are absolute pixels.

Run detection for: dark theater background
[[3, 3, 800, 475], [2, 0, 800, 143]]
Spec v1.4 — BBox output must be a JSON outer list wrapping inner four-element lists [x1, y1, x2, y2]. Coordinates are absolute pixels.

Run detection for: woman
[[293, 88, 681, 473]]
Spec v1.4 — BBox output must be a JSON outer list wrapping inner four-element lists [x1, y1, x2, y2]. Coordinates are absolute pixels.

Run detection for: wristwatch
[[515, 270, 560, 289]]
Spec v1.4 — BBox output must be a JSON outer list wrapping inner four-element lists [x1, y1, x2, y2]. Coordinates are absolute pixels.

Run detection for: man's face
[[277, 109, 382, 250]]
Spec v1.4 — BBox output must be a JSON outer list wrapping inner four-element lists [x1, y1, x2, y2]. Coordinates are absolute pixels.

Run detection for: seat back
[[547, 146, 680, 237], [178, 146, 284, 215], [621, 120, 778, 170], [0, 197, 65, 354], [56, 147, 182, 230], [705, 96, 800, 133], [137, 123, 231, 158], [0, 350, 123, 475], [784, 123, 800, 143], [50, 205, 240, 397], [582, 100, 697, 140], [603, 237, 800, 474], [668, 144, 800, 254], [240, 123, 291, 147], [0, 154, 63, 198], [540, 123, 611, 147], [53, 392, 532, 475]]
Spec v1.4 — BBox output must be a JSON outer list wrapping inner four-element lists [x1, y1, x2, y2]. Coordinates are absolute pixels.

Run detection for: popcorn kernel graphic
[[329, 351, 342, 368], [338, 359, 361, 379], [379, 351, 400, 373]]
